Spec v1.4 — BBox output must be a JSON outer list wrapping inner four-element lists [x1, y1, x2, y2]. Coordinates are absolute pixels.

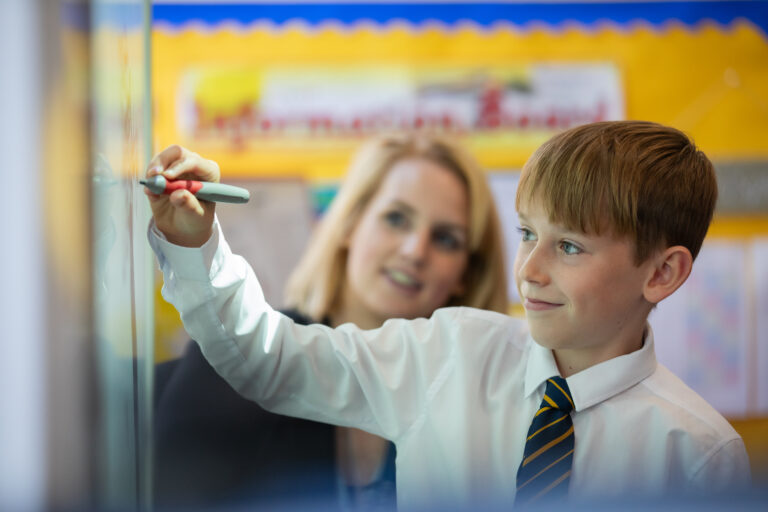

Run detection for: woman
[[153, 133, 508, 510]]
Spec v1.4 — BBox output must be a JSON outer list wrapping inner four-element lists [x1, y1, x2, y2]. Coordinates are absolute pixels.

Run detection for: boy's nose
[[517, 247, 549, 286]]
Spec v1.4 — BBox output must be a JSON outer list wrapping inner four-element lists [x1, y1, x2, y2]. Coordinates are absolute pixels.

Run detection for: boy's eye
[[432, 229, 465, 251], [559, 241, 582, 256], [516, 227, 536, 242], [383, 210, 409, 229]]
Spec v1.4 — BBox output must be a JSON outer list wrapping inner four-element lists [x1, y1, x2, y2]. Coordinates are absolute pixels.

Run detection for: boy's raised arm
[[149, 219, 460, 441], [145, 146, 461, 442]]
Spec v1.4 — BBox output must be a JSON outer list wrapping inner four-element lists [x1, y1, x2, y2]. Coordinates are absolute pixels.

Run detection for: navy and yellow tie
[[515, 376, 575, 506]]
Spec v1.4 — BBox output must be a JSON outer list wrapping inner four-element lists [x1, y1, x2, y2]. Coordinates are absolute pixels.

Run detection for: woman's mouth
[[385, 269, 422, 292]]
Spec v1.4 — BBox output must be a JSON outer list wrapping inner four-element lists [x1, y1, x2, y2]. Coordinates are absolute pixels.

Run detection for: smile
[[385, 269, 422, 291], [524, 298, 563, 311]]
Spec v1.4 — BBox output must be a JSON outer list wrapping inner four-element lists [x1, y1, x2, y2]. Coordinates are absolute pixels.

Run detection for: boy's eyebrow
[[516, 211, 586, 238]]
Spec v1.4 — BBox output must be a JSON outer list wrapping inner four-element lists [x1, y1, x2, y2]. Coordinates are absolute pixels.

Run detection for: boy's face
[[513, 198, 655, 373]]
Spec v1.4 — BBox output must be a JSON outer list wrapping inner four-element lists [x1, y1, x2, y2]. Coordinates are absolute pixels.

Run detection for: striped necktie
[[515, 376, 575, 506]]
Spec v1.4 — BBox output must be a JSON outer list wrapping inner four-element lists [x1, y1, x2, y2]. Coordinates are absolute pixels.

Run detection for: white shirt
[[150, 220, 751, 510]]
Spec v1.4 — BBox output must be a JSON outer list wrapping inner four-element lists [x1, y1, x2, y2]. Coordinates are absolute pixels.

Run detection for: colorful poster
[[488, 172, 521, 302], [754, 239, 768, 414], [153, 1, 768, 180]]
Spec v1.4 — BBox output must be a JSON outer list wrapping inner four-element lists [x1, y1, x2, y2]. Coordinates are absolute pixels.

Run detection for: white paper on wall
[[650, 241, 751, 417], [487, 172, 521, 303], [753, 238, 768, 415]]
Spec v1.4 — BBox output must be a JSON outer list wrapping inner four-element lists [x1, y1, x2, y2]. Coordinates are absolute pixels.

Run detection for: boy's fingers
[[145, 144, 186, 178], [145, 145, 220, 184], [144, 187, 165, 207], [163, 155, 219, 182], [169, 189, 205, 216]]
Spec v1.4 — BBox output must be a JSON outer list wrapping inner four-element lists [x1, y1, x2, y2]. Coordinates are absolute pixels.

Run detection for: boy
[[146, 122, 750, 509]]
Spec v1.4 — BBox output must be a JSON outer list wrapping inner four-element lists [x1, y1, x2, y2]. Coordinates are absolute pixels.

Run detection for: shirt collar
[[523, 325, 658, 412]]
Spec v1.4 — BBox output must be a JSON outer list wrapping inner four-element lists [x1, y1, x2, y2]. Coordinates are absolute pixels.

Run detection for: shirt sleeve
[[148, 219, 462, 442], [689, 437, 752, 494]]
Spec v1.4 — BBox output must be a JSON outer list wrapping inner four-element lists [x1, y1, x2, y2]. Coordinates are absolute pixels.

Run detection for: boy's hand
[[144, 145, 219, 247]]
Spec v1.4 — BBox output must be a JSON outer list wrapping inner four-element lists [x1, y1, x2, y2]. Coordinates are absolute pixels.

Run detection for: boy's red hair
[[516, 120, 717, 263]]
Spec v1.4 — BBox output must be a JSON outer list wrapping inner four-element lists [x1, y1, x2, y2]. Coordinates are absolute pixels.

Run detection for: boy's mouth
[[523, 297, 562, 311]]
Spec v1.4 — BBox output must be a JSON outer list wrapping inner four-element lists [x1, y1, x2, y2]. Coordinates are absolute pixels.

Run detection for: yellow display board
[[153, 20, 768, 180]]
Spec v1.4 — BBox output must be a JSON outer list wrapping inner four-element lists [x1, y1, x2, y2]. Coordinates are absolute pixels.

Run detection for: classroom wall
[[150, 1, 768, 484]]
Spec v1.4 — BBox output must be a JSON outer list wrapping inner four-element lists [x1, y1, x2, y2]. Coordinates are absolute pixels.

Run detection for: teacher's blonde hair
[[285, 132, 508, 320]]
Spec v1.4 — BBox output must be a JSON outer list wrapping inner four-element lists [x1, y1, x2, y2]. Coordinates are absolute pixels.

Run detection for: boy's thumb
[[169, 189, 204, 217]]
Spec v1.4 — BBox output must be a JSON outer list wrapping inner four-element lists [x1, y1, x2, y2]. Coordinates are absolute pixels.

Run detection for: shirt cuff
[[147, 217, 223, 281]]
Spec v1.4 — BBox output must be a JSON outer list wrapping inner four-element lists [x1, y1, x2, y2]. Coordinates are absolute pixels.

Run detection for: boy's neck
[[553, 327, 647, 378]]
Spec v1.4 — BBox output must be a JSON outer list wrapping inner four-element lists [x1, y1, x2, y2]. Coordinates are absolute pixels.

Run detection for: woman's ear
[[642, 245, 693, 304]]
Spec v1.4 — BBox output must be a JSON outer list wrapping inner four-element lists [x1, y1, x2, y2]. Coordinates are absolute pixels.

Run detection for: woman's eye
[[560, 241, 582, 255], [516, 227, 535, 242], [383, 210, 408, 228], [432, 230, 464, 251]]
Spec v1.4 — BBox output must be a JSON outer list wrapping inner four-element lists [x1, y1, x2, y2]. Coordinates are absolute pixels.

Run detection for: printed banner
[[180, 63, 622, 152]]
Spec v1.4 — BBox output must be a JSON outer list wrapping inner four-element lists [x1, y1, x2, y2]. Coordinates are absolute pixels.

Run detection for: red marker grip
[[161, 179, 203, 195]]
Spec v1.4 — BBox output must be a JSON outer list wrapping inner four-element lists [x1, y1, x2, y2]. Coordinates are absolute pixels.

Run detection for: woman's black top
[[153, 309, 396, 510]]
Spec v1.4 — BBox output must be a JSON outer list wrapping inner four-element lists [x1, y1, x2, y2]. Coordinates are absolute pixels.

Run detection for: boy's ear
[[642, 246, 693, 304]]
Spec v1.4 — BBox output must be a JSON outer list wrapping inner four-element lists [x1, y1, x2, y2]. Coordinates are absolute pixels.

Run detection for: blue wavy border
[[152, 2, 768, 35]]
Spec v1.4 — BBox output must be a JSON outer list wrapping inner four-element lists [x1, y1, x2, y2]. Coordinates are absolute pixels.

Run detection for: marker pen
[[140, 175, 250, 204]]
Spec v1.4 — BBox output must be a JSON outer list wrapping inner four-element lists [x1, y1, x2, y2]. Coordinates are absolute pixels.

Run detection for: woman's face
[[340, 157, 470, 328]]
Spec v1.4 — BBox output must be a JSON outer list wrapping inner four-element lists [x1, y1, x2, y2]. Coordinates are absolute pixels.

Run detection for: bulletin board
[[152, 1, 768, 181]]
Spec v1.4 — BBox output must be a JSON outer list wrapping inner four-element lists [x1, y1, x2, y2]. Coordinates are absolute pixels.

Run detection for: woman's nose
[[400, 229, 429, 263]]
